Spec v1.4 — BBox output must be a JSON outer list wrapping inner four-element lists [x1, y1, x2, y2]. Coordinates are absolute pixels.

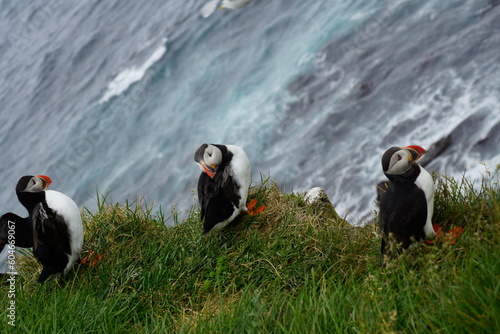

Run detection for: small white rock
[[303, 187, 327, 205]]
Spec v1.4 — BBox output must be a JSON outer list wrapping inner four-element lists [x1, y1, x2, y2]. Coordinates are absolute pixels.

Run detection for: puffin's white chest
[[414, 167, 436, 239], [45, 190, 83, 271]]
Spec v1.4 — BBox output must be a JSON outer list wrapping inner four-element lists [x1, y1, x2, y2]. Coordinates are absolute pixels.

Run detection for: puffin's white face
[[194, 144, 222, 178], [17, 175, 52, 193], [385, 149, 413, 175], [203, 145, 222, 167], [382, 145, 427, 175]]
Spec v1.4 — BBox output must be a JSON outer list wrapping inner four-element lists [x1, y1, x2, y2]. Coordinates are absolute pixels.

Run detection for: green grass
[[1, 170, 499, 333]]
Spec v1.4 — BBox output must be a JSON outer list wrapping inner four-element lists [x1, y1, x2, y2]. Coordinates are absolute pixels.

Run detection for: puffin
[[14, 175, 83, 282], [194, 144, 251, 235], [379, 145, 436, 257]]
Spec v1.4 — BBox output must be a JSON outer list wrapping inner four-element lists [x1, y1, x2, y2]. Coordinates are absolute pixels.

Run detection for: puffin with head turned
[[379, 145, 436, 257], [10, 175, 83, 282], [194, 144, 251, 235]]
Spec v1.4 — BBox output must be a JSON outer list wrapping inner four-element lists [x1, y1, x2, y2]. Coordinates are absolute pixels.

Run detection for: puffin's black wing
[[0, 212, 33, 250], [211, 144, 241, 208], [219, 165, 241, 208], [198, 172, 218, 221], [379, 181, 427, 254], [198, 162, 241, 234], [32, 203, 72, 282], [198, 156, 234, 218]]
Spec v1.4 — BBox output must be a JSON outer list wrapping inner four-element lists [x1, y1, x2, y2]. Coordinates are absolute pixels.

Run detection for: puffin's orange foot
[[443, 227, 464, 245], [246, 198, 267, 216], [81, 251, 103, 267], [425, 224, 464, 245], [425, 224, 442, 244], [255, 205, 267, 214], [81, 251, 94, 265], [247, 198, 258, 212], [433, 223, 443, 236]]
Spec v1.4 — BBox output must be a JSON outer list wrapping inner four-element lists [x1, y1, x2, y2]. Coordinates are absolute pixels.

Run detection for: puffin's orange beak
[[404, 145, 427, 160], [37, 175, 52, 190], [201, 163, 216, 179]]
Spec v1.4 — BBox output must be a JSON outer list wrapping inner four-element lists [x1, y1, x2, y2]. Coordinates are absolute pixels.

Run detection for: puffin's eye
[[397, 154, 402, 161]]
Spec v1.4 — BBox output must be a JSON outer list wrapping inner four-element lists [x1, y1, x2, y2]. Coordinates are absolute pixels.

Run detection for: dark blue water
[[1, 0, 499, 228]]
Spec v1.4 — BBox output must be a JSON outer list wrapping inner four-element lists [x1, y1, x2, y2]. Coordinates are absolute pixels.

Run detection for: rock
[[419, 135, 452, 167], [301, 187, 342, 222], [303, 187, 327, 204]]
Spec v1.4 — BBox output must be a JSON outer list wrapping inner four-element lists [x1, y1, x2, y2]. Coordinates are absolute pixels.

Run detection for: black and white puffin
[[379, 145, 436, 257], [12, 175, 83, 282], [194, 144, 251, 235]]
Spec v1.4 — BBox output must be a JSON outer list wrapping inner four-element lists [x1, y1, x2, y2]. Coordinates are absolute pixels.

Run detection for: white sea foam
[[200, 0, 221, 18], [99, 38, 167, 104]]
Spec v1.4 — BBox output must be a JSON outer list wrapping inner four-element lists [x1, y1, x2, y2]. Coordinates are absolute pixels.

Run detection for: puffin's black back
[[197, 145, 241, 234], [379, 166, 427, 253]]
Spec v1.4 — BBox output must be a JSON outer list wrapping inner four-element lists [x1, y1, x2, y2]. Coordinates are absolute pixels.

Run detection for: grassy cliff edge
[[1, 171, 499, 333]]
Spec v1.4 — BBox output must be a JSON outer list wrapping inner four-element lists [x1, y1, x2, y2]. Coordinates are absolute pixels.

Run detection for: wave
[[99, 38, 167, 104]]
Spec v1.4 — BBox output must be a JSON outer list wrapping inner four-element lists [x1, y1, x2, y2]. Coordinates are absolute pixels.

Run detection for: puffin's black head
[[194, 144, 222, 179], [381, 145, 426, 177], [16, 175, 52, 193], [16, 175, 52, 210]]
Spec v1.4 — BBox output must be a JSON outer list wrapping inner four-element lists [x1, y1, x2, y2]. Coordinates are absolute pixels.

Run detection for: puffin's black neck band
[[390, 165, 416, 183]]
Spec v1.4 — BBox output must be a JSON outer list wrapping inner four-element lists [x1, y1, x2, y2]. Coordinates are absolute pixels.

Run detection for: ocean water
[[0, 0, 499, 227]]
